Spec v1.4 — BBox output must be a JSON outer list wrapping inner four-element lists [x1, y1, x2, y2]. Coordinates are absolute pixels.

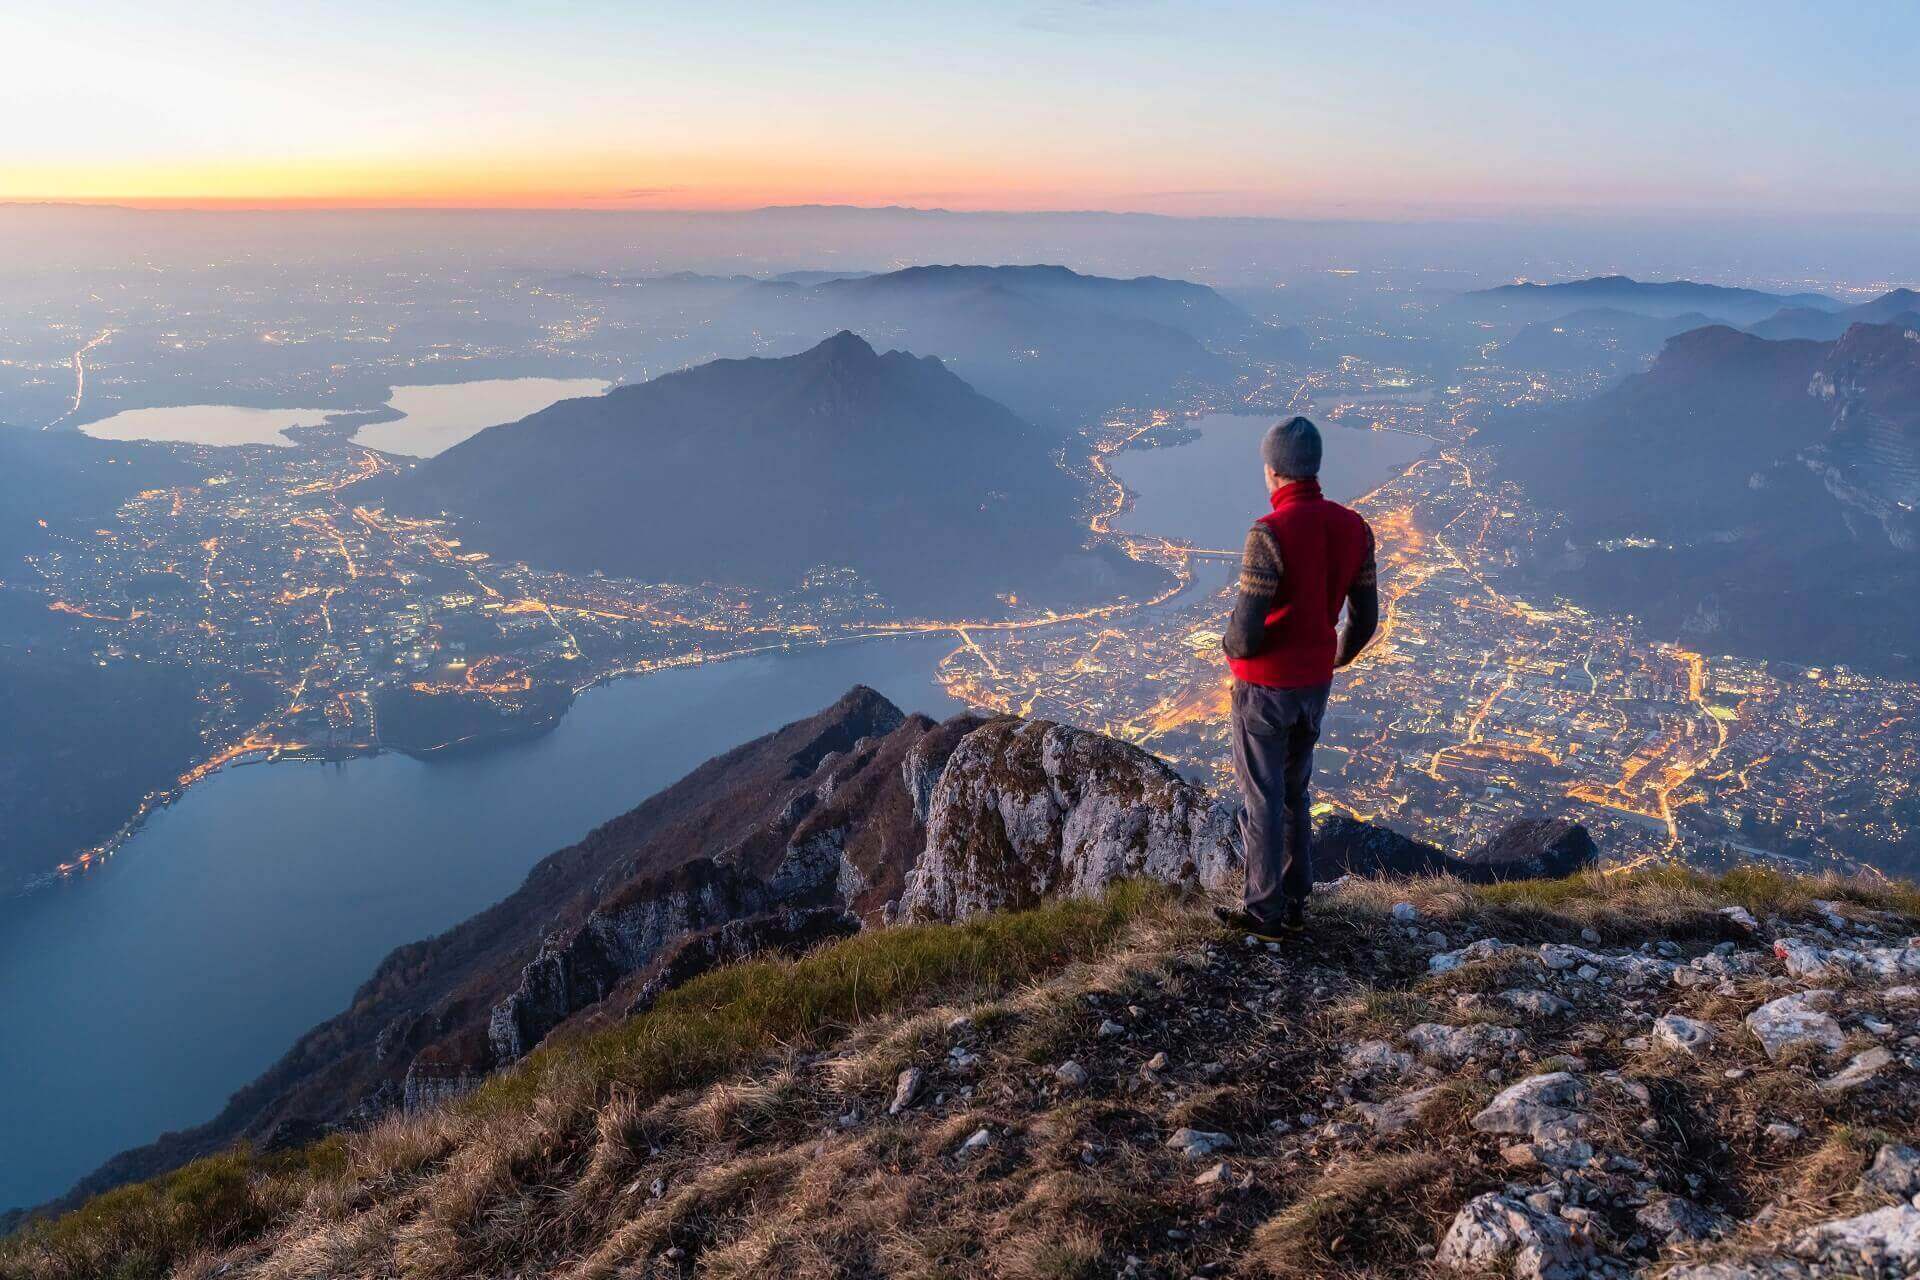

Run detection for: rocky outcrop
[[900, 717, 1238, 921], [487, 857, 775, 1062], [1315, 813, 1598, 884], [623, 906, 860, 1016]]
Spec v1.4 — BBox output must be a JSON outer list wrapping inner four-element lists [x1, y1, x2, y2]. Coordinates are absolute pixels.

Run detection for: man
[[1215, 416, 1379, 940]]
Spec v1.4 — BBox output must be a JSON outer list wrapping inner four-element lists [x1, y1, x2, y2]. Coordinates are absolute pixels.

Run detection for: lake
[[78, 377, 608, 456], [1108, 413, 1431, 550], [0, 636, 962, 1212]]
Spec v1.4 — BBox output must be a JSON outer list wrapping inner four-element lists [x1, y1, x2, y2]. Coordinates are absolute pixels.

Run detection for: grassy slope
[[4, 867, 1918, 1280]]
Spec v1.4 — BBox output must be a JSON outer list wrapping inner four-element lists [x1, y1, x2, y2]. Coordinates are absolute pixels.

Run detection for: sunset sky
[[5, 0, 1914, 217]]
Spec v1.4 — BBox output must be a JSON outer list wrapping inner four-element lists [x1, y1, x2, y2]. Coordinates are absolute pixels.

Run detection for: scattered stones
[[889, 1067, 924, 1115], [1653, 1013, 1716, 1055], [1504, 988, 1574, 1017], [1436, 1191, 1593, 1279], [1861, 1144, 1920, 1200], [1165, 1128, 1233, 1160], [1429, 938, 1514, 974], [1745, 990, 1845, 1060], [1054, 1060, 1089, 1088], [1471, 1072, 1593, 1169], [1790, 1203, 1920, 1270], [1816, 1046, 1894, 1092], [1774, 937, 1920, 983], [1408, 1021, 1524, 1064]]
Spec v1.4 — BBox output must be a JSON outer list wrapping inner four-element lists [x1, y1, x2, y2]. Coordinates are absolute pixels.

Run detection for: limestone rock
[[901, 718, 1238, 921], [1166, 1128, 1233, 1160], [1355, 1085, 1444, 1135], [1745, 990, 1845, 1060], [1653, 1013, 1717, 1055], [1436, 1191, 1592, 1279], [1471, 1072, 1592, 1168], [1408, 1021, 1524, 1064], [1862, 1144, 1920, 1200], [1344, 1039, 1415, 1077], [1816, 1046, 1894, 1092]]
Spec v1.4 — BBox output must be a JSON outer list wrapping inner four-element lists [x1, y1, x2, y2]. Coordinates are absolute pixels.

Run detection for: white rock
[[1392, 901, 1420, 923], [1774, 936, 1920, 983], [1886, 985, 1920, 1005], [1436, 1192, 1592, 1279], [1097, 1018, 1125, 1037], [1054, 1060, 1089, 1088], [1863, 1144, 1920, 1200], [1193, 1160, 1230, 1186], [1764, 1121, 1804, 1142], [1429, 937, 1514, 974], [1471, 1072, 1593, 1168], [1344, 1039, 1415, 1076], [1789, 1203, 1920, 1269], [1355, 1085, 1443, 1135], [1165, 1128, 1233, 1160], [1816, 1046, 1894, 1092], [1653, 1013, 1717, 1054], [902, 719, 1239, 920], [1408, 1022, 1524, 1064], [890, 1066, 924, 1115], [1719, 905, 1760, 932], [957, 1127, 993, 1155], [1745, 990, 1845, 1060]]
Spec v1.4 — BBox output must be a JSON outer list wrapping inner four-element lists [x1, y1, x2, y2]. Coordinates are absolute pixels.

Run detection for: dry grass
[[1244, 1151, 1455, 1278], [10, 863, 1917, 1280]]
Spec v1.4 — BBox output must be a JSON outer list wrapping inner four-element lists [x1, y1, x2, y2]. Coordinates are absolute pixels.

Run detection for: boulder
[[1355, 1085, 1444, 1135], [1653, 1013, 1717, 1055], [1344, 1039, 1415, 1077], [1436, 1192, 1593, 1279], [1408, 1022, 1524, 1064], [1471, 1072, 1592, 1168], [901, 718, 1238, 920], [1816, 1046, 1894, 1092], [1862, 1144, 1920, 1200], [1461, 817, 1600, 882], [1744, 990, 1845, 1060]]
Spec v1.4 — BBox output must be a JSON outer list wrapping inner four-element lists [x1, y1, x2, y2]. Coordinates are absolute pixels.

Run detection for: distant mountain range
[[1493, 307, 1721, 375], [1461, 275, 1840, 324], [389, 331, 1164, 614], [1487, 321, 1920, 673], [541, 263, 1247, 429], [1750, 288, 1920, 341]]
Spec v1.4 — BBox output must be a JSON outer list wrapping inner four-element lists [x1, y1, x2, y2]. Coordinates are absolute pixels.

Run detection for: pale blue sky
[[1, 0, 1913, 213]]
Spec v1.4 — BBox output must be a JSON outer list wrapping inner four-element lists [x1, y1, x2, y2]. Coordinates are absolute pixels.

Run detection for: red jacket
[[1226, 479, 1375, 689]]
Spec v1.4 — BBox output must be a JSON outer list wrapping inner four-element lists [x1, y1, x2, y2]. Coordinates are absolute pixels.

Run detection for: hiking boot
[[1281, 899, 1308, 935], [1213, 905, 1289, 943]]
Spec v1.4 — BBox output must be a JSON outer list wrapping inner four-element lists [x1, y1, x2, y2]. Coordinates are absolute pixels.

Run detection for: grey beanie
[[1262, 415, 1322, 479]]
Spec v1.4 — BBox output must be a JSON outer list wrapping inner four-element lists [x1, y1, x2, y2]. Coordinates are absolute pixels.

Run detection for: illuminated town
[[10, 275, 1917, 891]]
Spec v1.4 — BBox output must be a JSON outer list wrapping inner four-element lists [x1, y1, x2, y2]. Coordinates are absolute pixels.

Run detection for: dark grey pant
[[1230, 679, 1331, 926]]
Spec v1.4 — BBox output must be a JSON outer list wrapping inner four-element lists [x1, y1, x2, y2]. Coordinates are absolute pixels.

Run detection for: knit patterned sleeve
[[1239, 524, 1283, 597], [1352, 521, 1378, 589]]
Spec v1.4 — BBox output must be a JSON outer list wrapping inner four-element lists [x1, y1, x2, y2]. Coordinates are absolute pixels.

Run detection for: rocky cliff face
[[50, 687, 1599, 1216], [901, 716, 1239, 921]]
